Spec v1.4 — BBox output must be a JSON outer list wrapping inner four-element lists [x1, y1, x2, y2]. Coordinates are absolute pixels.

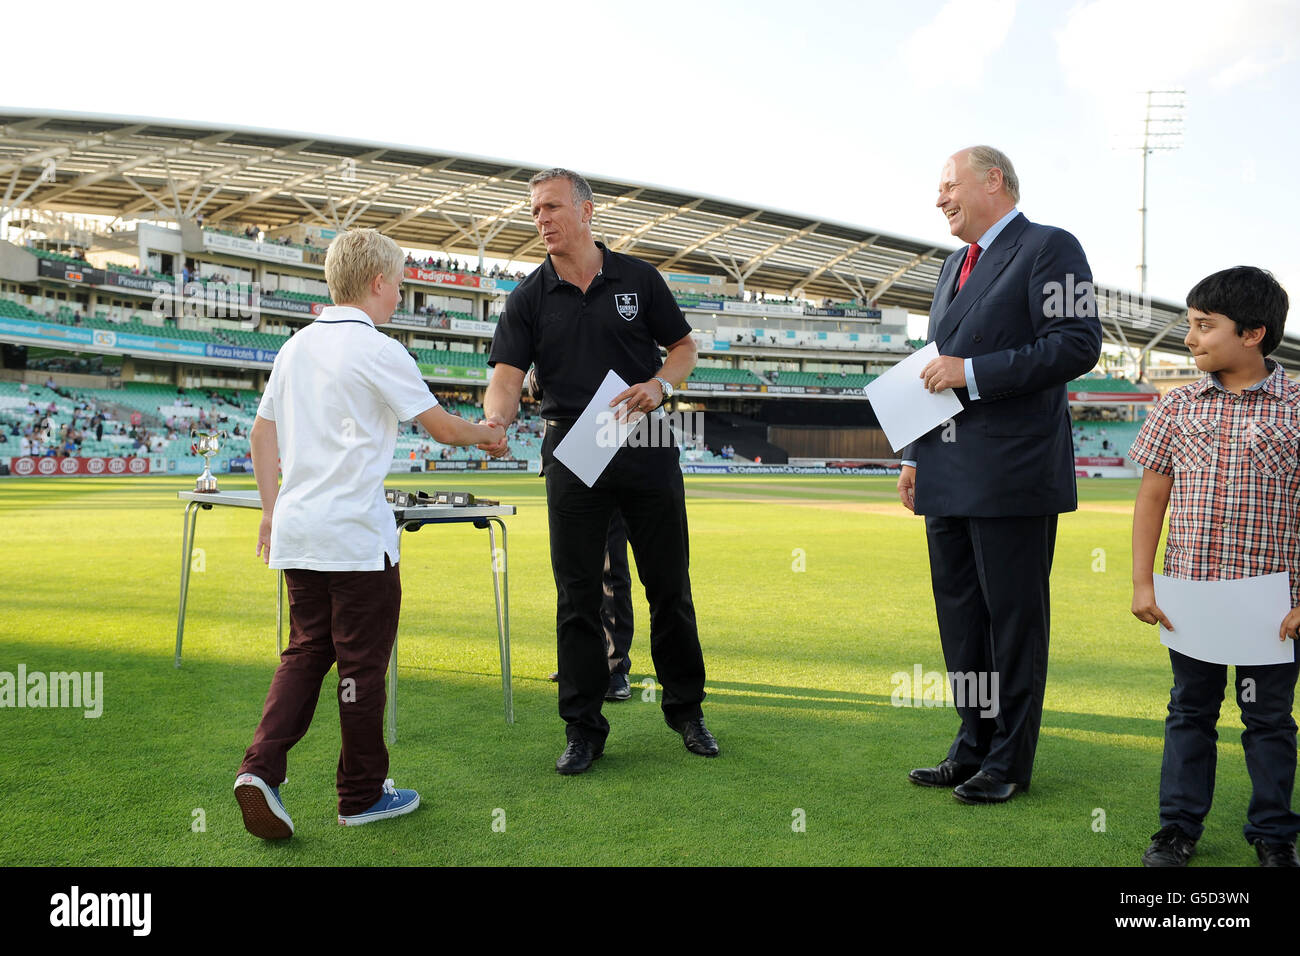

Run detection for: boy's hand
[[1279, 607, 1300, 642], [477, 420, 508, 458], [1131, 583, 1173, 631], [256, 515, 272, 566]]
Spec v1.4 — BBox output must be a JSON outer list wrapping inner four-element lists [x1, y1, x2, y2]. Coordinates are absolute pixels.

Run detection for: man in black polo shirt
[[482, 167, 717, 774]]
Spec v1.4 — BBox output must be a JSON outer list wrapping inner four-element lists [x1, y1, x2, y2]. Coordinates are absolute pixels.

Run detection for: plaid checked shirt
[[1129, 360, 1300, 606]]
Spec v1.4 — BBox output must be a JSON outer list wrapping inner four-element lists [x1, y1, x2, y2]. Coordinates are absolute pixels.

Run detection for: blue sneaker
[[337, 778, 420, 827], [234, 772, 294, 839]]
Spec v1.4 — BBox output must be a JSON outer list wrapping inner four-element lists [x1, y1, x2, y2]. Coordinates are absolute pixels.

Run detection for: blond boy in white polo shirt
[[233, 228, 503, 839]]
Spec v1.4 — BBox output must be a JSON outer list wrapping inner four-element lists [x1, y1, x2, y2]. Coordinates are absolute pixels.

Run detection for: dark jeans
[[239, 557, 401, 816], [544, 418, 705, 745], [1160, 648, 1300, 844]]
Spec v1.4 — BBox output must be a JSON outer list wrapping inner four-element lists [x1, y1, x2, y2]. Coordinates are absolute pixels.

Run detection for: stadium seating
[[1072, 420, 1144, 458], [768, 371, 876, 389], [687, 366, 766, 386], [29, 248, 93, 269], [1069, 375, 1143, 392], [413, 348, 490, 368]]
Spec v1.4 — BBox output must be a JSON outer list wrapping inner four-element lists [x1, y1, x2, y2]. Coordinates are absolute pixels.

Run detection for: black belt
[[544, 418, 576, 428]]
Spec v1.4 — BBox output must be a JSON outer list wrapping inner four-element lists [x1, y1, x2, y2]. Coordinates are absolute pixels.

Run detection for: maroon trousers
[[239, 558, 401, 816]]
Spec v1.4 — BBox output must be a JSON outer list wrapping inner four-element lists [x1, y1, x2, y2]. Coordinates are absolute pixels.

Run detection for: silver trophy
[[190, 426, 227, 493]]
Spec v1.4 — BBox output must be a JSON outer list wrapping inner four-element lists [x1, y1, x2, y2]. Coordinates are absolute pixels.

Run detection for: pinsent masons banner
[[9, 456, 159, 476]]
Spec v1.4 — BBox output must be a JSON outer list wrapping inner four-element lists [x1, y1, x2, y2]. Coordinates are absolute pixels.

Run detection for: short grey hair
[[966, 145, 1020, 204], [529, 167, 593, 206]]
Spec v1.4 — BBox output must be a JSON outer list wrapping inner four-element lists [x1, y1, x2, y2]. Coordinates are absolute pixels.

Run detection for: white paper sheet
[[863, 342, 965, 452], [1153, 572, 1296, 666], [553, 369, 643, 488]]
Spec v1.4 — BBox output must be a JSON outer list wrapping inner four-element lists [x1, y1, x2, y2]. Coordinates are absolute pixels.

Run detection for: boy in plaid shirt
[[1130, 265, 1299, 867]]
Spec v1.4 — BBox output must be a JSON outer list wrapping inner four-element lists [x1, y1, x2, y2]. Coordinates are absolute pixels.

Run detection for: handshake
[[476, 417, 510, 459]]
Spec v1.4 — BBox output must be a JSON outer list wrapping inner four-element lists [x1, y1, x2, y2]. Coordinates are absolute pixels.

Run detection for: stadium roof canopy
[[3, 108, 1294, 368]]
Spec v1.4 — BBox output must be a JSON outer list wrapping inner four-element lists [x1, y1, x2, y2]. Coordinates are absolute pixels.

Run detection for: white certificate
[[1153, 572, 1296, 666], [863, 342, 964, 452], [553, 369, 643, 488]]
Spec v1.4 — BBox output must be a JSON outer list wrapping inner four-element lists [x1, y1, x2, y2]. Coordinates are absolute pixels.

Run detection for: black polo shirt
[[488, 242, 691, 420]]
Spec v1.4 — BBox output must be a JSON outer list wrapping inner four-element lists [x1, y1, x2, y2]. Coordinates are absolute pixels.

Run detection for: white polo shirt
[[256, 305, 438, 571]]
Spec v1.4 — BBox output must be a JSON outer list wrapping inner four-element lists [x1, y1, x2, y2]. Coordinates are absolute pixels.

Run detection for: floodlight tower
[[1134, 90, 1185, 295]]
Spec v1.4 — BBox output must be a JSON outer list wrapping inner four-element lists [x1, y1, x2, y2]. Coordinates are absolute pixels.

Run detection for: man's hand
[[1131, 583, 1173, 631], [1280, 606, 1300, 642], [897, 464, 916, 513], [477, 418, 509, 458], [920, 355, 967, 393], [611, 380, 663, 421], [256, 515, 272, 566]]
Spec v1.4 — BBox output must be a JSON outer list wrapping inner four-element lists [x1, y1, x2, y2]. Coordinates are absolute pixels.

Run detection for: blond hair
[[324, 228, 404, 305]]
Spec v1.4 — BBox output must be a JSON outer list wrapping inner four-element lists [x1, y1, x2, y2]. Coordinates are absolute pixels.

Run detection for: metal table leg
[[174, 501, 201, 668], [485, 517, 513, 724]]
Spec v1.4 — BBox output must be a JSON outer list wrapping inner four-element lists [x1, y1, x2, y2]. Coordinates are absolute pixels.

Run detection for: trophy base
[[193, 474, 220, 493]]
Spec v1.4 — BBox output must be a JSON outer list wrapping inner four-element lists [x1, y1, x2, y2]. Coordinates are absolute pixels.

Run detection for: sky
[[3, 0, 1298, 324]]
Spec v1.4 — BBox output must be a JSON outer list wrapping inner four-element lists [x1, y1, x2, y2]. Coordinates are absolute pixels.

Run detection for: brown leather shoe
[[908, 758, 978, 788]]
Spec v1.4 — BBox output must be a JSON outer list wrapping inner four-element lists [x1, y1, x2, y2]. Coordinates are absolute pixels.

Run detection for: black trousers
[[924, 513, 1057, 786], [1160, 648, 1300, 844], [544, 419, 706, 745], [603, 510, 633, 676]]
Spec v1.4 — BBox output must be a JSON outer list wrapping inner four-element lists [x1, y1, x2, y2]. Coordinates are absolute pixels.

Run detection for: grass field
[[0, 472, 1267, 866]]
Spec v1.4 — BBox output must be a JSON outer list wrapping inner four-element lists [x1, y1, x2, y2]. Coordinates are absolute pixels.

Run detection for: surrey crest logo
[[615, 293, 638, 321]]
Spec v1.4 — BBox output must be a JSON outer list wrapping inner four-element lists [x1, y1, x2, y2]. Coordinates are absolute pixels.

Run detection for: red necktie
[[957, 243, 981, 290]]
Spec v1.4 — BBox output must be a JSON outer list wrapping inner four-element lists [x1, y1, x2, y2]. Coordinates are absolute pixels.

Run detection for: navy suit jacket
[[903, 213, 1102, 517]]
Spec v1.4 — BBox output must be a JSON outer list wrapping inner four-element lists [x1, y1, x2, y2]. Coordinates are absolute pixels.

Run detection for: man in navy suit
[[897, 146, 1102, 803]]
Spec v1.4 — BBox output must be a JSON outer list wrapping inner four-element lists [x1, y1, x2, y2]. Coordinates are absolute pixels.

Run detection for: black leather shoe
[[908, 758, 979, 788], [1142, 825, 1197, 867], [667, 715, 719, 757], [1255, 841, 1300, 867], [555, 737, 603, 775], [606, 673, 631, 701], [952, 771, 1023, 804]]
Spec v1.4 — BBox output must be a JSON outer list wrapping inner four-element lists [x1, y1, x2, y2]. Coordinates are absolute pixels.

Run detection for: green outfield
[[0, 473, 1263, 866]]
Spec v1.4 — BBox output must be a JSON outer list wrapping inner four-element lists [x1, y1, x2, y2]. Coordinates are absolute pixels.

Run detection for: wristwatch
[[652, 376, 673, 408]]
